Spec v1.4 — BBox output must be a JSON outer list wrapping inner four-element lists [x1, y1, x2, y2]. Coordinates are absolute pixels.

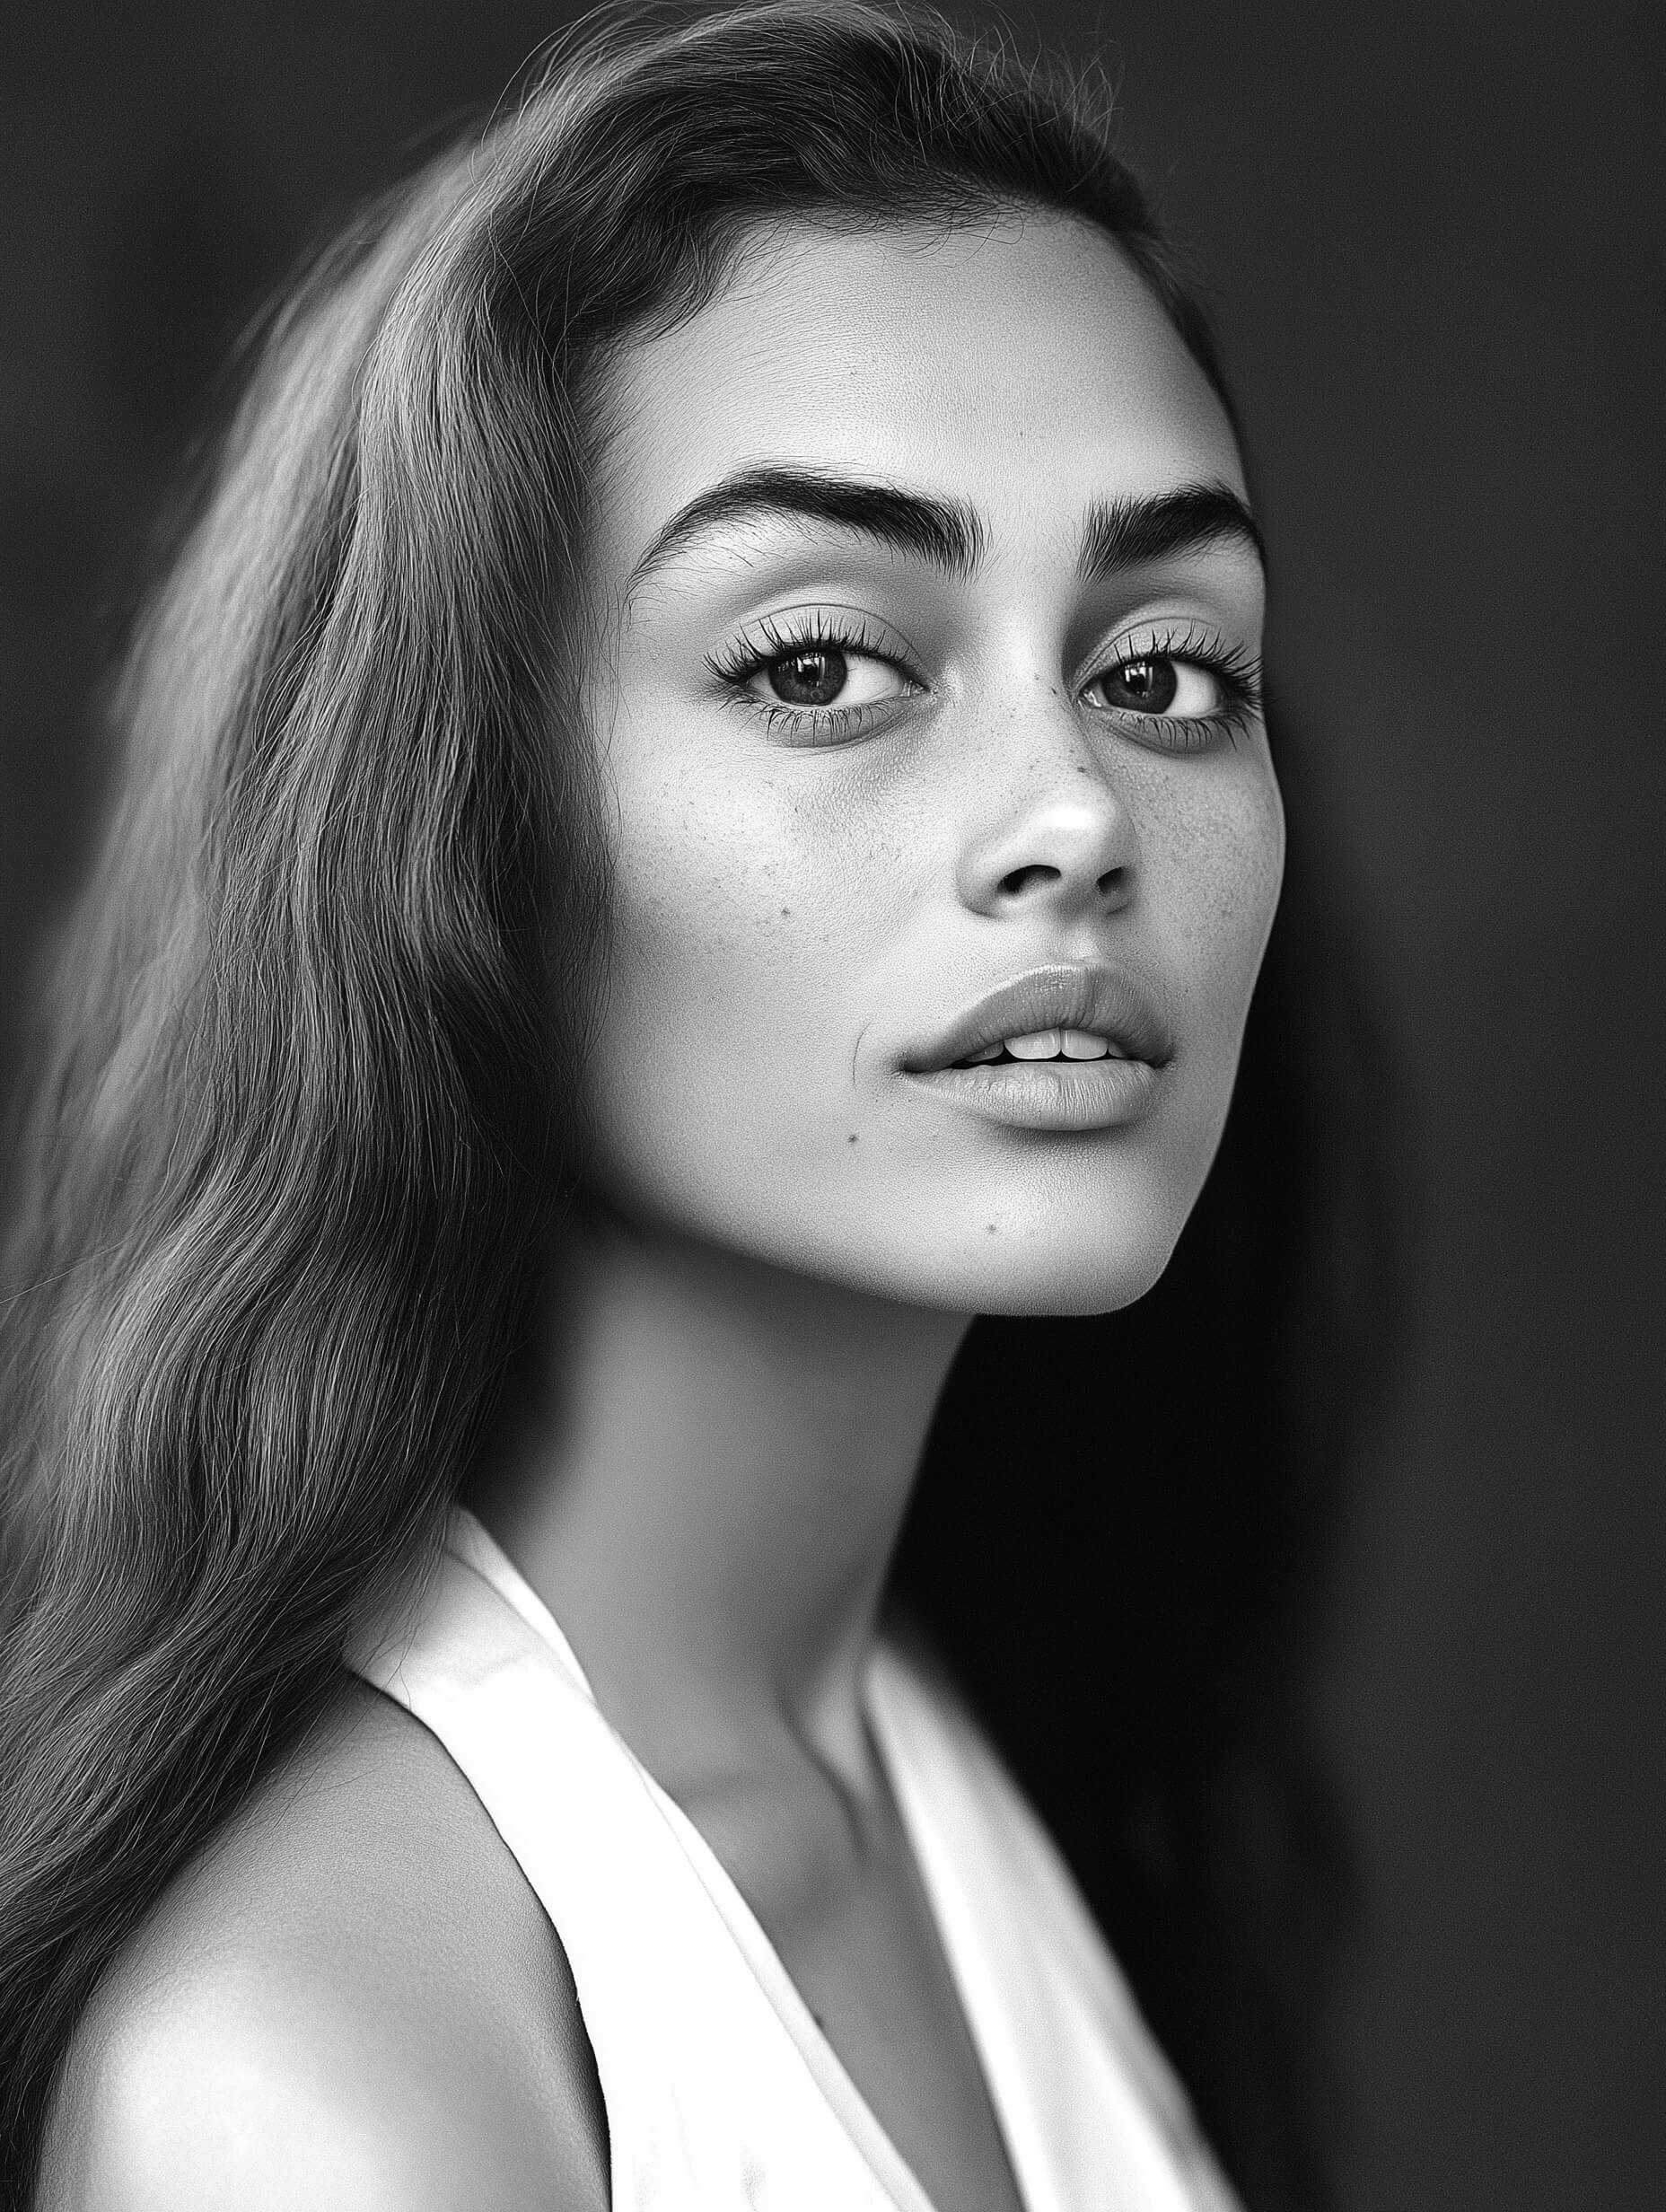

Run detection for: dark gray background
[[3, 4, 1660, 2206]]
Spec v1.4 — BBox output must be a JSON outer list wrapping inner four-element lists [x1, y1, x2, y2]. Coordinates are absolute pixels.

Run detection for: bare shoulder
[[38, 1680, 609, 2212]]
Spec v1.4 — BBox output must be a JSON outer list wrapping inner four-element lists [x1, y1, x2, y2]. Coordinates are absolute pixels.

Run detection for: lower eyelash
[[1136, 702, 1257, 753], [753, 700, 877, 740]]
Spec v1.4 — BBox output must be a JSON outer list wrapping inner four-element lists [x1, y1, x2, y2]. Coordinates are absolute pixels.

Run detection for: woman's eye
[[1083, 654, 1224, 719], [745, 645, 909, 713]]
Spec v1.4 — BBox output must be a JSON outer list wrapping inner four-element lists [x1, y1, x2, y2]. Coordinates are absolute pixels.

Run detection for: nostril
[[997, 864, 1062, 897], [1096, 865, 1129, 897]]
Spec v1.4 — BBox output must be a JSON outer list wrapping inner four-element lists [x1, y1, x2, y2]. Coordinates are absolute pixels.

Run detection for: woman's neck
[[469, 1207, 969, 1798]]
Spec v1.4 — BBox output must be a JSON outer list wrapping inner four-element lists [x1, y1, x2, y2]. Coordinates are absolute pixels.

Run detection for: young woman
[[0, 5, 1389, 2206]]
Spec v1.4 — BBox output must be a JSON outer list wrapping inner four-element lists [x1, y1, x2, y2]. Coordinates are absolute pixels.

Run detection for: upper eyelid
[[1078, 623, 1261, 687], [711, 605, 925, 688], [1083, 617, 1239, 662], [725, 603, 912, 645]]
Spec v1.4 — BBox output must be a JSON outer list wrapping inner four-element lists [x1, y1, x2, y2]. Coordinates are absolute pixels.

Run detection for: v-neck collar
[[397, 1511, 1232, 2212], [448, 1509, 953, 2212]]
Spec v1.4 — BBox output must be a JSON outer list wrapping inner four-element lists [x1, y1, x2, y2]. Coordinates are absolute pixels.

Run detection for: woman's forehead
[[594, 211, 1245, 583]]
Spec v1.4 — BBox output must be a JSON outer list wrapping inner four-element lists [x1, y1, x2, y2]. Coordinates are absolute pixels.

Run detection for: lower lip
[[903, 1058, 1163, 1132]]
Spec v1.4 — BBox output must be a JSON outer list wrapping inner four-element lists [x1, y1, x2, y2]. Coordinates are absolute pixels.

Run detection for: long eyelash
[[706, 610, 898, 690], [1123, 621, 1264, 712], [706, 612, 915, 742]]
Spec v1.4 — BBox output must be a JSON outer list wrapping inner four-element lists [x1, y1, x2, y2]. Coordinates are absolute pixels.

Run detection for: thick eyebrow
[[1078, 482, 1266, 582], [627, 466, 985, 592]]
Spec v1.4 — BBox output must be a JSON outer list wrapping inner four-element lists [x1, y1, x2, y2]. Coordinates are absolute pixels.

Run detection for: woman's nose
[[954, 742, 1138, 923]]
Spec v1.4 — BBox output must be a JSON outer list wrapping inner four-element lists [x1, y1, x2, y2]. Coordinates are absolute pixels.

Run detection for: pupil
[[1113, 656, 1178, 713], [770, 647, 846, 707]]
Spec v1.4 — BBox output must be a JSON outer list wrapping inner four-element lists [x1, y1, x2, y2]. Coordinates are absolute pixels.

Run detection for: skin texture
[[36, 1688, 610, 2211], [583, 212, 1279, 1318], [48, 213, 1281, 2208]]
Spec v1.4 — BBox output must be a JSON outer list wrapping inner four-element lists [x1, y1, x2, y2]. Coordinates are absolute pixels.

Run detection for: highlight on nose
[[959, 786, 1138, 919]]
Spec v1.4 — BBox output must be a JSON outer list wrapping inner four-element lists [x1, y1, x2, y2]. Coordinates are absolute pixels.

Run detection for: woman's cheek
[[1152, 756, 1285, 1016], [601, 747, 853, 1094]]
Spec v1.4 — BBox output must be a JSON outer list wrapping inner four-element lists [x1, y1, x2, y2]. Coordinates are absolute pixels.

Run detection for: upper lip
[[902, 962, 1175, 1075]]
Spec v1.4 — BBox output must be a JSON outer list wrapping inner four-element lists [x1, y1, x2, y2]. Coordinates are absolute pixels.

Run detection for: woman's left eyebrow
[[1077, 482, 1266, 581]]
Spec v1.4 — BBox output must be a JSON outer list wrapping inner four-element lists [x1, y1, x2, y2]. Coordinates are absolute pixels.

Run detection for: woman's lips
[[901, 961, 1173, 1075], [899, 962, 1172, 1128], [903, 1054, 1162, 1132]]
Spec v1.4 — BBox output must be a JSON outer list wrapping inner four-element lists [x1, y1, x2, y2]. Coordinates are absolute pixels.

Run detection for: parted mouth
[[901, 962, 1175, 1076]]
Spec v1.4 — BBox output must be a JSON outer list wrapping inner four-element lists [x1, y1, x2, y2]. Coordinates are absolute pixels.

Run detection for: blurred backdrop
[[2, 4, 1660, 2206]]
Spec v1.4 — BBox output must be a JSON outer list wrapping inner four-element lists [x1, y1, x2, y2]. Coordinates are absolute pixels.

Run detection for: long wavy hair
[[0, 5, 1395, 2205]]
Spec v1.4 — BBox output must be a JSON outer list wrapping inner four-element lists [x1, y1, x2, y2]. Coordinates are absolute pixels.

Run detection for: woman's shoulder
[[36, 1678, 609, 2212]]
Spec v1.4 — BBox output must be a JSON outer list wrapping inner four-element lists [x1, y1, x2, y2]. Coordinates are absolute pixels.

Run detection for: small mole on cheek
[[779, 907, 792, 917], [846, 1133, 858, 1146], [986, 1223, 997, 1234]]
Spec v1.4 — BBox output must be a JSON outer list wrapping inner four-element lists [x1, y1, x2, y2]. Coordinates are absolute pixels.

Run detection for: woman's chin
[[944, 1233, 1182, 1320], [778, 1210, 1191, 1321]]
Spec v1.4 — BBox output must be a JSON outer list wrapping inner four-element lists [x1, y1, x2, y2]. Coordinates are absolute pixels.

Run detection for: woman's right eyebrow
[[627, 466, 985, 593]]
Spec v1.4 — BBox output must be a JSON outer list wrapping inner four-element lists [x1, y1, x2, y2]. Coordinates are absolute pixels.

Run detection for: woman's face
[[582, 211, 1282, 1315]]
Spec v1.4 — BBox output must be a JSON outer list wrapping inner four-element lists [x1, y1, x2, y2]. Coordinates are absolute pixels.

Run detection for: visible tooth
[[962, 1042, 1003, 1065], [1061, 1030, 1109, 1059], [1005, 1029, 1062, 1060]]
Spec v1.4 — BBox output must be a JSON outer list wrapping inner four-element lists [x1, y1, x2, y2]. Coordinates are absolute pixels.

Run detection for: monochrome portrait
[[0, 6, 1656, 2209]]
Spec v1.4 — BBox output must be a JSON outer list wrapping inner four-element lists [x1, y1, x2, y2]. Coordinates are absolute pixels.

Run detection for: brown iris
[[767, 647, 847, 707], [1098, 655, 1178, 713]]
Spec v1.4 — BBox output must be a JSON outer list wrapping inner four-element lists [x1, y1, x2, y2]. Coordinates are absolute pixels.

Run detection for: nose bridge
[[953, 665, 1136, 918]]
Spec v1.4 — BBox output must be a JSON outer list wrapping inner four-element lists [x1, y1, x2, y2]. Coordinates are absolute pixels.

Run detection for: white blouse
[[354, 1509, 1240, 2212]]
